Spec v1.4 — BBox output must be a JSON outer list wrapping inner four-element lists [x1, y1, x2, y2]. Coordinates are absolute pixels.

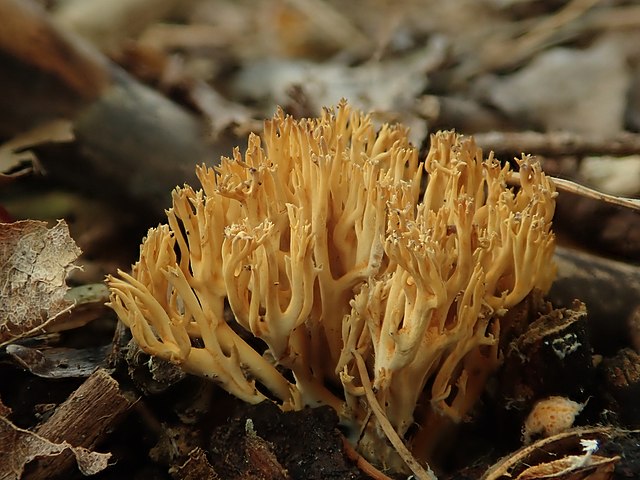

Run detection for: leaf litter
[[0, 220, 81, 347]]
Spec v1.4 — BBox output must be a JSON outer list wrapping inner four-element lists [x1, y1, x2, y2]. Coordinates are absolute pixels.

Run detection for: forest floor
[[2, 1, 640, 479]]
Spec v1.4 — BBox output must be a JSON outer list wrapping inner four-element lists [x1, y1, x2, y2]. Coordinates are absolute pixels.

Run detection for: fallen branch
[[475, 130, 640, 159]]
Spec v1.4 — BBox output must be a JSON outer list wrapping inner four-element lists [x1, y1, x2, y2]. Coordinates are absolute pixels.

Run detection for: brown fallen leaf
[[482, 427, 621, 480], [0, 220, 81, 346], [0, 415, 110, 480], [515, 453, 617, 480]]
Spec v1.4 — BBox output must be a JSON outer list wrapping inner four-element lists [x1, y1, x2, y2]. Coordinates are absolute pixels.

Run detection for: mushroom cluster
[[108, 101, 556, 471]]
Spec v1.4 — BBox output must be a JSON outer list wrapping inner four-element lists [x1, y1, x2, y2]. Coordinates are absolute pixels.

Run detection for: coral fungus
[[108, 100, 556, 471]]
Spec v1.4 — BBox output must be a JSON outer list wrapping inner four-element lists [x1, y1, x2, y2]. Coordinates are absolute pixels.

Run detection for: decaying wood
[[0, 0, 230, 216], [499, 300, 594, 407], [27, 368, 133, 479]]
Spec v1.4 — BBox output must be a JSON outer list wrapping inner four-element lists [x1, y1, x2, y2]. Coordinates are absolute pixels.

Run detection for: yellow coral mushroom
[[107, 101, 556, 473]]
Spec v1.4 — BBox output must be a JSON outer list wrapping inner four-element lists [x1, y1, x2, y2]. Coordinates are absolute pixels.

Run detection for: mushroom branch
[[107, 101, 557, 473]]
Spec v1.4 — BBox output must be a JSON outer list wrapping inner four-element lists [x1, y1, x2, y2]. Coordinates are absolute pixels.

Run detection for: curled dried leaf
[[483, 427, 621, 480], [0, 415, 110, 480]]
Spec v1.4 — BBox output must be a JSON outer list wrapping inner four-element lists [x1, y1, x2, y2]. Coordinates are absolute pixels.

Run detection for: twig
[[474, 130, 640, 159], [508, 172, 640, 212], [352, 350, 438, 480], [551, 176, 640, 211]]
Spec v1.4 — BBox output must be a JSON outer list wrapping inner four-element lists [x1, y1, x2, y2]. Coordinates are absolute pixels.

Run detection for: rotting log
[[0, 0, 232, 216]]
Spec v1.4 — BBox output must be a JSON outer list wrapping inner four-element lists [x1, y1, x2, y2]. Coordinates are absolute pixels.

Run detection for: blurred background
[[2, 0, 640, 276]]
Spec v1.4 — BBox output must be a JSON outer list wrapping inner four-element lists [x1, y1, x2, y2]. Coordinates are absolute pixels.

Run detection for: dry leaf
[[0, 220, 81, 346], [515, 455, 617, 480], [482, 427, 621, 480], [0, 415, 110, 479]]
